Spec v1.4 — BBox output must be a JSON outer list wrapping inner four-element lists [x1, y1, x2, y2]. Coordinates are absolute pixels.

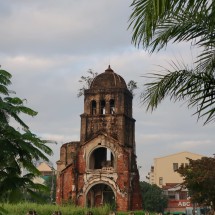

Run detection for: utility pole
[[50, 167, 55, 203]]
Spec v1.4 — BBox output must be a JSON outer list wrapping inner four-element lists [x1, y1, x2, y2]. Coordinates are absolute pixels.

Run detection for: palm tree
[[129, 0, 215, 124], [0, 69, 53, 202]]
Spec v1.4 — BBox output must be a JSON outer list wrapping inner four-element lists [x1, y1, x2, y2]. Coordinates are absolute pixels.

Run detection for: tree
[[129, 0, 215, 124], [140, 181, 168, 212], [0, 68, 53, 202], [177, 156, 215, 211]]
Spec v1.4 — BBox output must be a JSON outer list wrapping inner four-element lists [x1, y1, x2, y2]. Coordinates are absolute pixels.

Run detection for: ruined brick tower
[[56, 66, 142, 211]]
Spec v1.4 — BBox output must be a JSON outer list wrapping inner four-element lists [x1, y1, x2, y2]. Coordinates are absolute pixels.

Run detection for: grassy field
[[0, 203, 147, 215]]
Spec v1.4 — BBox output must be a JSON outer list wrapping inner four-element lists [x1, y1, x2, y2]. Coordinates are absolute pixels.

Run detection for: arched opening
[[110, 99, 115, 114], [86, 183, 115, 207], [100, 100, 106, 114], [91, 100, 96, 115], [89, 147, 114, 170]]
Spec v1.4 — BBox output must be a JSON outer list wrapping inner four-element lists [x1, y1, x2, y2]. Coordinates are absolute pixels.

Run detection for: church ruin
[[56, 66, 142, 211]]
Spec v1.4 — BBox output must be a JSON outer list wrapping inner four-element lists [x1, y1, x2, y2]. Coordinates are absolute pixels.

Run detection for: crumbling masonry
[[56, 66, 142, 211]]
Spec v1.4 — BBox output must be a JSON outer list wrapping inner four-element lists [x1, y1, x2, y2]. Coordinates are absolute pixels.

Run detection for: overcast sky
[[1, 0, 214, 180]]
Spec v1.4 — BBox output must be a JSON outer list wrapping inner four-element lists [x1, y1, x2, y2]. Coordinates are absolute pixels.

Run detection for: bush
[[0, 203, 154, 215]]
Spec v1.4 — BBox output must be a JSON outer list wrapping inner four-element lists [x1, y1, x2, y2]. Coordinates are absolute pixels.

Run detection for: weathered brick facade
[[56, 66, 142, 211]]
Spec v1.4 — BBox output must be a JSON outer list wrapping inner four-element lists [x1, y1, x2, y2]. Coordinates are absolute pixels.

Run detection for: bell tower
[[80, 65, 135, 148], [56, 66, 142, 211]]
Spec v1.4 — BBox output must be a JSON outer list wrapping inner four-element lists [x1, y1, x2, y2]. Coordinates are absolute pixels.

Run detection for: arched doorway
[[86, 183, 115, 207]]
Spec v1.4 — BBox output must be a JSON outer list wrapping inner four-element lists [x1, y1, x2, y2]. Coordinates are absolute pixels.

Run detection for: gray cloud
[[0, 1, 131, 56], [1, 0, 214, 181]]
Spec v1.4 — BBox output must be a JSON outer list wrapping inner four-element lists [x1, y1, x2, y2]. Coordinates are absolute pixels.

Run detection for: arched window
[[91, 100, 96, 115], [89, 147, 114, 170], [100, 100, 106, 114], [110, 99, 115, 114]]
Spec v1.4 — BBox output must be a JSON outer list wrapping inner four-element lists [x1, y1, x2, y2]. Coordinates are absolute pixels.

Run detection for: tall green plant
[[129, 0, 215, 124], [0, 68, 53, 202]]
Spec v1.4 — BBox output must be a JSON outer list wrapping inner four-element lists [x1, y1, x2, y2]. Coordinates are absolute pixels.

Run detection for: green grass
[[0, 203, 149, 215]]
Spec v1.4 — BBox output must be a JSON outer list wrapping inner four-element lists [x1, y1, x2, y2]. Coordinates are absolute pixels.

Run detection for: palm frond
[[142, 69, 215, 124], [129, 0, 212, 51]]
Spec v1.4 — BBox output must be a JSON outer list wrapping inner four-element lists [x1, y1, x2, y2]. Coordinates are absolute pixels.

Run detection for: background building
[[147, 151, 203, 187], [147, 151, 204, 215], [37, 162, 53, 177], [33, 162, 54, 184]]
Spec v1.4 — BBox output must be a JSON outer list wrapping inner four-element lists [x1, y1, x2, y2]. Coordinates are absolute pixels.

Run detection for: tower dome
[[90, 65, 127, 89]]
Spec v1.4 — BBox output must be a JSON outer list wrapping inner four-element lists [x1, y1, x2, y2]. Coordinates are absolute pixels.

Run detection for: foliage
[[77, 69, 98, 97], [141, 66, 215, 124], [127, 80, 138, 96], [0, 202, 148, 215], [117, 211, 146, 215], [0, 203, 113, 215], [0, 68, 53, 202], [129, 0, 215, 124], [23, 174, 56, 204], [139, 181, 168, 213], [177, 156, 215, 210]]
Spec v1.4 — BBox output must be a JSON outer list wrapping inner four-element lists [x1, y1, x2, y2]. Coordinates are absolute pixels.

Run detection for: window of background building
[[168, 191, 176, 199], [181, 163, 189, 168], [173, 163, 178, 171], [159, 177, 163, 185]]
